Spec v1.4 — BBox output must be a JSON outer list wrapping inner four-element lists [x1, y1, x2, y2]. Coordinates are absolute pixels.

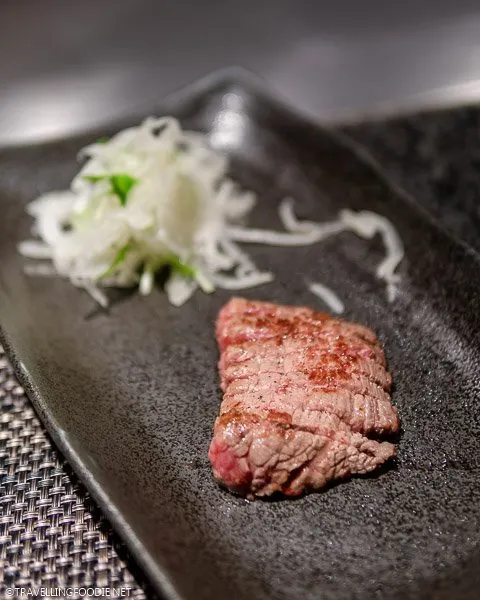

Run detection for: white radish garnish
[[19, 117, 404, 308]]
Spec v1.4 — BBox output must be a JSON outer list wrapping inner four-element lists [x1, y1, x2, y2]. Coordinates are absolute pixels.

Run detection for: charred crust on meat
[[210, 298, 400, 499]]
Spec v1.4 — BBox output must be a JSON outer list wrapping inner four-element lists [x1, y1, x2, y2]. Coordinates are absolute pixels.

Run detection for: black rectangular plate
[[1, 69, 479, 600]]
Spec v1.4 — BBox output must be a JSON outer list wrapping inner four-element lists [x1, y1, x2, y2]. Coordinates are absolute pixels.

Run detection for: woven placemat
[[0, 346, 156, 598]]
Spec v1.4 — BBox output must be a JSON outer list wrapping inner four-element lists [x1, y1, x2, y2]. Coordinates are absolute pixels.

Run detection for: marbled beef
[[209, 298, 399, 498]]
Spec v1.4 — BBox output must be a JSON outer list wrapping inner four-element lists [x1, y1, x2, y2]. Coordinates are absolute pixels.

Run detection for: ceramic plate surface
[[0, 70, 479, 600]]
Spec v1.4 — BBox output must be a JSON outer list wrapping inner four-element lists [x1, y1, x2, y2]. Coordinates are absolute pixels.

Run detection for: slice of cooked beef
[[220, 376, 397, 435], [209, 298, 399, 498], [219, 339, 392, 391]]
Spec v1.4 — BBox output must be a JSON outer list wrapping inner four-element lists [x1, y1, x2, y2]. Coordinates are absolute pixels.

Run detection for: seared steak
[[209, 298, 399, 498]]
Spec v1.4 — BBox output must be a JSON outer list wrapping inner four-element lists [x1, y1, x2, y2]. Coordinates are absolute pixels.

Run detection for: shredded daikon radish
[[165, 273, 198, 307], [386, 282, 399, 303], [211, 271, 274, 290], [227, 223, 346, 246], [139, 268, 155, 296], [279, 197, 321, 233], [23, 263, 57, 277], [280, 199, 404, 299], [18, 240, 53, 260], [19, 117, 270, 307], [308, 282, 345, 314], [339, 209, 404, 301], [236, 199, 404, 302], [83, 283, 108, 308], [19, 116, 404, 308]]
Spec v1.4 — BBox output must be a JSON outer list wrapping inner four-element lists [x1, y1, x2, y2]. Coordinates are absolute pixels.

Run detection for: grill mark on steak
[[220, 338, 389, 387], [221, 382, 397, 435], [217, 297, 378, 344], [223, 369, 394, 411], [217, 318, 385, 363], [229, 337, 384, 371], [209, 298, 399, 498]]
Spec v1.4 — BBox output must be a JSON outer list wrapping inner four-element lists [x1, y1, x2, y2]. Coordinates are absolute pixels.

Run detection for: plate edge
[[1, 67, 480, 600]]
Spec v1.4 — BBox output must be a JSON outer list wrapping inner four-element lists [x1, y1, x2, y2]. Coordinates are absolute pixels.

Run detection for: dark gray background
[[2, 0, 480, 145]]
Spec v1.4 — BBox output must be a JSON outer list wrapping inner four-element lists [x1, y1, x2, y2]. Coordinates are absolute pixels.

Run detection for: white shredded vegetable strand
[[279, 198, 320, 233], [194, 269, 215, 293], [18, 240, 53, 260], [386, 282, 399, 303], [211, 271, 275, 290], [339, 209, 404, 301], [83, 284, 108, 308], [139, 269, 154, 296], [23, 264, 57, 277], [227, 223, 346, 246], [18, 117, 276, 306], [19, 115, 405, 308], [165, 274, 198, 306], [308, 282, 345, 314]]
